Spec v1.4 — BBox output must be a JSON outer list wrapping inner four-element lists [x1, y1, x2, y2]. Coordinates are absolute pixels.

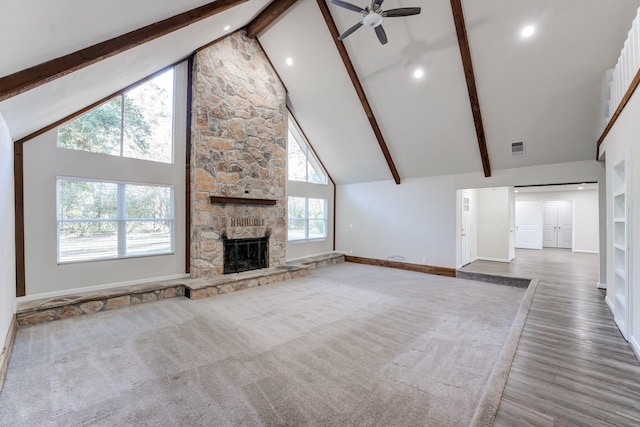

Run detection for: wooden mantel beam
[[0, 0, 248, 103], [450, 0, 492, 177], [316, 0, 401, 185], [246, 0, 299, 38]]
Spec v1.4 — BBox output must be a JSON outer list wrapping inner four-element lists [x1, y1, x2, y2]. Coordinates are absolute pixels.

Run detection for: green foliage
[[57, 70, 173, 162], [58, 97, 122, 155]]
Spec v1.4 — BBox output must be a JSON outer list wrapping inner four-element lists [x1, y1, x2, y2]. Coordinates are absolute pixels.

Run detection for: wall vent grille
[[511, 141, 525, 157]]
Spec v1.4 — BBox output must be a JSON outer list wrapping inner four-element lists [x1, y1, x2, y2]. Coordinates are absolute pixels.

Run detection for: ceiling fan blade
[[338, 21, 364, 40], [375, 24, 388, 45], [382, 7, 421, 17], [331, 0, 366, 13]]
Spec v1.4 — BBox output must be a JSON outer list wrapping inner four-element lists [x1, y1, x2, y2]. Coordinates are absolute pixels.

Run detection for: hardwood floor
[[461, 248, 640, 426]]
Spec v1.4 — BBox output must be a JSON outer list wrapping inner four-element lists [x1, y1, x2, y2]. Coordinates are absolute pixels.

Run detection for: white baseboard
[[630, 336, 640, 362], [16, 273, 191, 305], [605, 295, 615, 314], [573, 249, 599, 254], [597, 282, 607, 290], [476, 256, 511, 263]]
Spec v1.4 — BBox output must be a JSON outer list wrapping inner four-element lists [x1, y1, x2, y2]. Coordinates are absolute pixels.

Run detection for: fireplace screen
[[223, 236, 269, 274]]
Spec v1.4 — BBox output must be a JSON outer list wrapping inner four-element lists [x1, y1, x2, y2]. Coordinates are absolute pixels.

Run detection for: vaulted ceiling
[[1, 0, 639, 185]]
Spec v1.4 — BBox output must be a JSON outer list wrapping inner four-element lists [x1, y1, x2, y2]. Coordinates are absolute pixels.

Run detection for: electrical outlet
[[422, 257, 427, 263], [349, 249, 353, 254]]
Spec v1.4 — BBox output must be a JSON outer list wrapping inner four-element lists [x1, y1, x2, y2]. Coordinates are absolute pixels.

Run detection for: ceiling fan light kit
[[332, 0, 421, 45]]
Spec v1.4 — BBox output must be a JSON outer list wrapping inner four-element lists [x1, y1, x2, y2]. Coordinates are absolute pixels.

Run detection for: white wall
[[599, 86, 640, 358], [336, 160, 604, 269], [286, 180, 335, 260], [0, 113, 16, 345], [515, 189, 600, 253], [21, 63, 188, 296], [477, 187, 511, 262]]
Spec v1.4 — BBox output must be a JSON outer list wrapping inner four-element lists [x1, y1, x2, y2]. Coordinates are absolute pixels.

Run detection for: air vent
[[511, 141, 526, 157]]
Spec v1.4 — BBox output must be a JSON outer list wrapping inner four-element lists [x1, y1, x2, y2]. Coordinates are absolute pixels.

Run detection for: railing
[[602, 7, 640, 132]]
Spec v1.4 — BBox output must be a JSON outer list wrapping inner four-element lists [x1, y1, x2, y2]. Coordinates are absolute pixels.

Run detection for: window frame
[[56, 177, 175, 264], [287, 116, 328, 185], [287, 196, 328, 242], [56, 68, 175, 164]]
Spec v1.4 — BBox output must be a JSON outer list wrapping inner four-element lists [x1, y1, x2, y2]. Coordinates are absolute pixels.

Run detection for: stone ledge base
[[16, 253, 345, 327]]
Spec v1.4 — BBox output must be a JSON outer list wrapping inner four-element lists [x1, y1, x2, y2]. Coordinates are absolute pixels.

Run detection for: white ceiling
[[2, 0, 640, 185], [0, 0, 272, 141]]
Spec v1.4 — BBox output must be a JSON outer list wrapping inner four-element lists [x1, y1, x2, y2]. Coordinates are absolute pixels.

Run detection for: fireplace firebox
[[223, 235, 269, 274]]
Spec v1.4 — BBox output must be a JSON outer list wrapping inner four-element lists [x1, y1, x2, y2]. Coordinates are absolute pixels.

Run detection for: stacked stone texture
[[191, 31, 287, 278]]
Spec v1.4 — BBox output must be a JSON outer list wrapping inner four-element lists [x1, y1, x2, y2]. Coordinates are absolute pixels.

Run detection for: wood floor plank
[[461, 248, 640, 425]]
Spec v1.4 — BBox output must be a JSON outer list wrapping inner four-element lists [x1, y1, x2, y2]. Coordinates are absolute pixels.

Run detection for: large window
[[288, 197, 327, 241], [57, 178, 174, 263], [57, 69, 174, 163], [288, 116, 327, 184]]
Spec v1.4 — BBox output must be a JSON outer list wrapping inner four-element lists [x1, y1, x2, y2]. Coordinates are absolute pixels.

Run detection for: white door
[[542, 201, 573, 249], [543, 202, 558, 247], [557, 201, 573, 249], [509, 191, 515, 260], [515, 201, 543, 249], [460, 191, 472, 265]]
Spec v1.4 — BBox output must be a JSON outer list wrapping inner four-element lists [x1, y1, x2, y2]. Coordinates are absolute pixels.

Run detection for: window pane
[[57, 97, 122, 155], [126, 184, 172, 219], [126, 221, 172, 256], [287, 131, 307, 182], [288, 219, 307, 241], [287, 115, 328, 184], [123, 69, 174, 163], [288, 197, 306, 219], [308, 220, 327, 239], [307, 160, 324, 184], [57, 179, 174, 262], [308, 198, 326, 219], [58, 221, 118, 262], [58, 180, 117, 220]]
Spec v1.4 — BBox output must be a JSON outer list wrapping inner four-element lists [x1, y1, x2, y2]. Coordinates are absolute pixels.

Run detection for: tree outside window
[[57, 69, 174, 163], [57, 178, 174, 263]]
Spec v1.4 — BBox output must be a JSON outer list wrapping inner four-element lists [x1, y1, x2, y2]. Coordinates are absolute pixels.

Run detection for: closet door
[[542, 201, 573, 249], [543, 202, 558, 247], [557, 201, 573, 249]]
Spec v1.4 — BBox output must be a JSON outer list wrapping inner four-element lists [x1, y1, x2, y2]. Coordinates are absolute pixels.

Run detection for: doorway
[[542, 201, 573, 249], [460, 190, 472, 266]]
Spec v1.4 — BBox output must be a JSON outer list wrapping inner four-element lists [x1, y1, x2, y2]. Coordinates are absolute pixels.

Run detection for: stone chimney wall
[[191, 31, 287, 278]]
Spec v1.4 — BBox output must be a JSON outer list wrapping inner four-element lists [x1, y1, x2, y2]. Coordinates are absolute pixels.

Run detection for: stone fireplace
[[190, 31, 287, 279]]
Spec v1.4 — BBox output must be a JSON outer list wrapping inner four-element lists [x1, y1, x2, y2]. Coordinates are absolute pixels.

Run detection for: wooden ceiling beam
[[450, 0, 492, 177], [246, 0, 299, 38], [0, 0, 248, 103], [316, 0, 401, 185]]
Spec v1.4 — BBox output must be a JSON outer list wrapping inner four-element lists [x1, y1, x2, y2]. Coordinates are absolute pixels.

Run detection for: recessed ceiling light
[[286, 57, 293, 66], [224, 25, 231, 31], [578, 186, 584, 190], [413, 68, 424, 79], [521, 25, 535, 38], [514, 190, 519, 193]]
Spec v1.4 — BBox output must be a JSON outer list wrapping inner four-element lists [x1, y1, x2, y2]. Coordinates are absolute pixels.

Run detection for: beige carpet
[[0, 263, 527, 426]]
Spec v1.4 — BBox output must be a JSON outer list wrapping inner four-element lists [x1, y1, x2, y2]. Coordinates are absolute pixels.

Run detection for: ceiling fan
[[332, 0, 421, 45]]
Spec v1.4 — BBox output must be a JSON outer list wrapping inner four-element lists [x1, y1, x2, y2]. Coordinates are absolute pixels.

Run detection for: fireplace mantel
[[209, 196, 277, 206]]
